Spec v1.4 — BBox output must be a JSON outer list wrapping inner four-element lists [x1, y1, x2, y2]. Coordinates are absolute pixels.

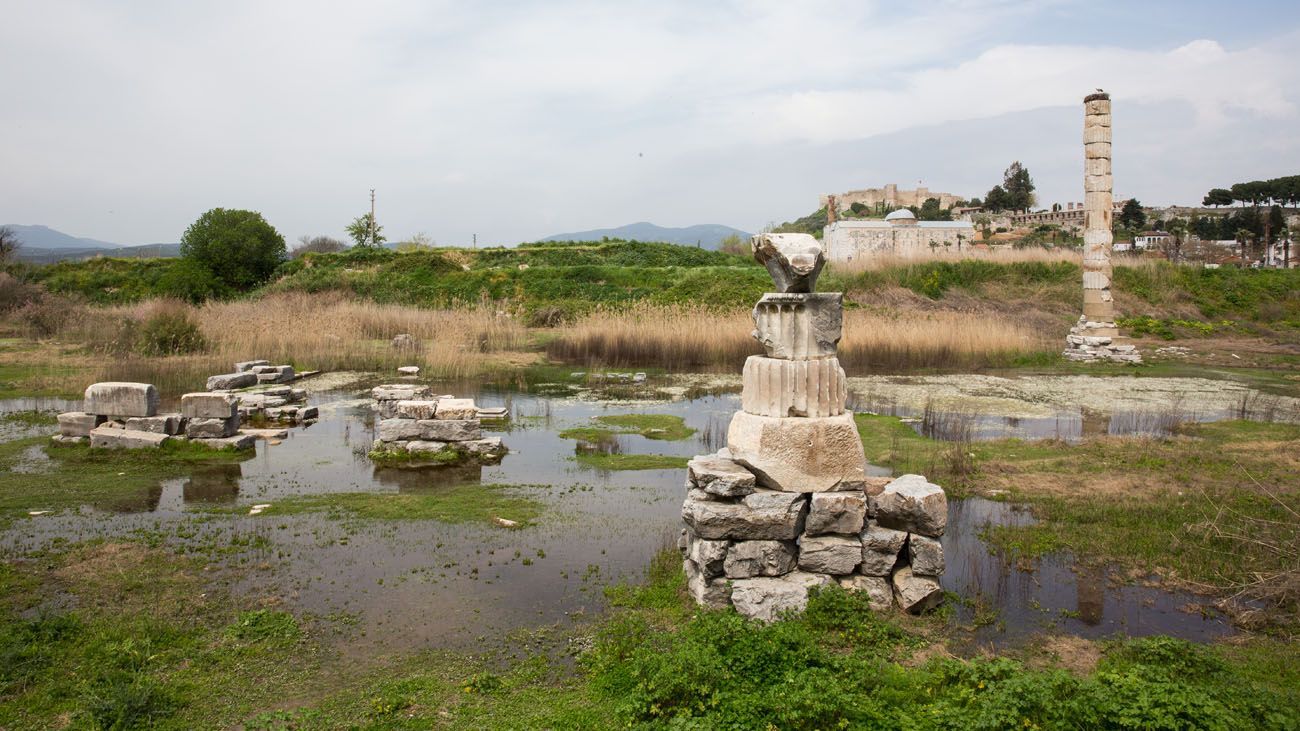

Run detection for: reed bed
[[544, 303, 1055, 373]]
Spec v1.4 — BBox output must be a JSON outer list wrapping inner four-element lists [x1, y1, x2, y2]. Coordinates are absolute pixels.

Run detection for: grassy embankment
[[3, 241, 1299, 398]]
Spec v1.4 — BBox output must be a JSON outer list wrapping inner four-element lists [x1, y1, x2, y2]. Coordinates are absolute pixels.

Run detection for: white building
[[823, 209, 975, 264]]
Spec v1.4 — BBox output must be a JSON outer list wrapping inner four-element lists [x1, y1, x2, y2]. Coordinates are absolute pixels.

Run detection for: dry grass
[[825, 246, 1081, 274], [545, 303, 1054, 373]]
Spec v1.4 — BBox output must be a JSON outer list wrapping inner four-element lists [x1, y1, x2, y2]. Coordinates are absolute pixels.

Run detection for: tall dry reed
[[545, 303, 1055, 373]]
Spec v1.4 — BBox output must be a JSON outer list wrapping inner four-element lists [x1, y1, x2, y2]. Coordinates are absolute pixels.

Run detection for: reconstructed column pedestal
[[679, 233, 948, 620], [1064, 91, 1141, 363]]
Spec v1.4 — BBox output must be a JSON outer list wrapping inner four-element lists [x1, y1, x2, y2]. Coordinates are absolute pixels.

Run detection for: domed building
[[823, 207, 973, 264]]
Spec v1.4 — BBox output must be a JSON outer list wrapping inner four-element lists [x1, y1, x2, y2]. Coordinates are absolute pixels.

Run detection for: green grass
[[574, 453, 690, 471], [0, 437, 252, 522], [0, 361, 88, 399], [557, 426, 618, 442], [0, 410, 57, 426], [221, 485, 545, 526], [594, 414, 697, 440]]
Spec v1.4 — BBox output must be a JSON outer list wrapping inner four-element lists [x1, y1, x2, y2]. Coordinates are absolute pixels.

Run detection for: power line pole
[[369, 189, 376, 246], [472, 233, 477, 249]]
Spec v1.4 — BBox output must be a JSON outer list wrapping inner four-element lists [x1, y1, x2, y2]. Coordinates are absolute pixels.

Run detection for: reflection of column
[[1075, 564, 1105, 626], [183, 464, 243, 503]]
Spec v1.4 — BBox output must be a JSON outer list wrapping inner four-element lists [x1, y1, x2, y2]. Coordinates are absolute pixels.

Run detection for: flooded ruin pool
[[0, 374, 1238, 651]]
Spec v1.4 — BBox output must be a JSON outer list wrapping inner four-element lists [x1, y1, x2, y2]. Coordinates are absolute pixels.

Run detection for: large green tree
[[1118, 199, 1146, 230], [346, 213, 386, 247], [1001, 161, 1036, 210], [179, 208, 286, 291]]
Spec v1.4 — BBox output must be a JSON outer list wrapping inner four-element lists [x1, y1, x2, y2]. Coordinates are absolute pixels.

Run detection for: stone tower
[[677, 233, 948, 620], [1063, 91, 1140, 363]]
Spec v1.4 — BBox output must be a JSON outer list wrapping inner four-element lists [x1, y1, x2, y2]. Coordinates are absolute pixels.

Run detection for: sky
[[3, 0, 1299, 247]]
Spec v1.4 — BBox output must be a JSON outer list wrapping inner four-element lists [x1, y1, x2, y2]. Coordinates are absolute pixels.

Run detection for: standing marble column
[[1064, 90, 1141, 363]]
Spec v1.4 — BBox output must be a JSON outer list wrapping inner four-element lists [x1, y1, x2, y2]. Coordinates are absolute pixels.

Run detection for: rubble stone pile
[[369, 384, 507, 463], [679, 233, 948, 621], [54, 382, 253, 450], [206, 360, 297, 391]]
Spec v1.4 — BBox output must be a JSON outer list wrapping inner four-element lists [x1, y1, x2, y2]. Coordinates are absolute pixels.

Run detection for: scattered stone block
[[861, 521, 908, 576], [727, 411, 867, 492], [798, 534, 863, 575], [458, 437, 506, 459], [684, 559, 732, 610], [191, 433, 256, 450], [206, 372, 257, 391], [395, 400, 439, 420], [806, 492, 866, 536], [407, 440, 452, 456], [182, 392, 238, 419], [240, 427, 289, 439], [84, 382, 159, 418], [688, 454, 757, 498], [58, 412, 103, 438], [909, 535, 944, 576], [730, 571, 832, 622], [723, 540, 797, 578], [372, 385, 427, 402], [235, 360, 270, 372], [891, 566, 943, 614], [686, 532, 730, 578], [837, 574, 893, 612], [377, 418, 424, 442], [50, 434, 87, 445], [124, 414, 183, 435], [872, 474, 947, 537], [681, 489, 807, 541], [185, 416, 239, 439], [434, 398, 478, 420], [298, 406, 318, 420], [419, 419, 481, 442], [751, 233, 824, 293], [89, 426, 169, 449], [397, 366, 420, 376]]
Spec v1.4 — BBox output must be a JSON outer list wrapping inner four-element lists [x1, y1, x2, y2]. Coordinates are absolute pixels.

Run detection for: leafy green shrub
[[84, 672, 179, 730], [157, 257, 227, 304], [180, 208, 286, 291], [136, 309, 206, 356]]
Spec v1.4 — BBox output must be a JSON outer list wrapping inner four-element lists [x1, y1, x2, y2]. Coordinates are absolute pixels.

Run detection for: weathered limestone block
[[684, 559, 732, 610], [686, 532, 730, 578], [457, 437, 506, 459], [798, 534, 863, 575], [191, 433, 256, 450], [909, 535, 944, 576], [750, 292, 842, 359], [397, 366, 420, 376], [89, 426, 169, 449], [207, 372, 257, 391], [182, 392, 238, 419], [407, 440, 452, 456], [723, 539, 797, 578], [377, 418, 424, 442], [726, 411, 867, 492], [395, 400, 439, 420], [806, 492, 866, 536], [419, 419, 481, 442], [186, 416, 239, 439], [891, 566, 943, 614], [837, 574, 893, 612], [124, 414, 184, 435], [84, 382, 159, 418], [861, 521, 908, 575], [234, 360, 270, 372], [752, 233, 825, 293], [434, 398, 478, 420], [58, 412, 104, 437], [51, 435, 87, 445], [741, 355, 846, 418], [681, 489, 807, 541], [688, 454, 757, 498], [872, 474, 947, 537], [255, 365, 295, 384], [730, 572, 833, 622], [372, 384, 430, 402]]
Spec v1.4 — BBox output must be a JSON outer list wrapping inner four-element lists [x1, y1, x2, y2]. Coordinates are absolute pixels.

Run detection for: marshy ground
[[1, 365, 1298, 728]]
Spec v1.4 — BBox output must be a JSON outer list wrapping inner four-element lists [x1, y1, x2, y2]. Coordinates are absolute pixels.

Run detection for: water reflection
[[183, 464, 242, 503]]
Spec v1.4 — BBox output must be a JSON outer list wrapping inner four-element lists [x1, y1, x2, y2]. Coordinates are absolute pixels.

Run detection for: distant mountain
[[3, 225, 180, 262], [541, 222, 751, 249]]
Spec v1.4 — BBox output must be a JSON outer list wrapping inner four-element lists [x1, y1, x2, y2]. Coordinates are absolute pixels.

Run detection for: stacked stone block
[[369, 385, 507, 463], [679, 233, 948, 621], [206, 360, 297, 391], [232, 386, 317, 424], [182, 392, 255, 449], [1064, 90, 1141, 364], [55, 382, 255, 450]]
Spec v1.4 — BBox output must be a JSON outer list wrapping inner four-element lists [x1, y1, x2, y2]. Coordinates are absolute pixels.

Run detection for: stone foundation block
[[726, 411, 867, 492], [741, 355, 846, 418], [798, 534, 863, 575], [58, 412, 104, 437], [125, 414, 184, 435], [730, 571, 833, 623], [377, 418, 423, 442], [89, 426, 169, 449], [185, 416, 239, 439], [837, 574, 893, 612], [909, 535, 944, 576], [723, 539, 797, 578], [872, 475, 947, 537], [84, 382, 159, 418], [235, 360, 270, 372], [395, 400, 439, 420], [806, 492, 866, 536], [685, 559, 732, 610], [861, 521, 908, 576], [182, 392, 238, 419], [407, 440, 452, 456], [191, 433, 256, 450], [688, 454, 757, 498], [891, 566, 943, 614], [206, 372, 257, 391], [419, 419, 481, 442], [750, 292, 842, 359], [435, 398, 478, 420], [686, 532, 730, 578], [681, 489, 807, 541], [457, 437, 506, 459], [51, 434, 87, 445]]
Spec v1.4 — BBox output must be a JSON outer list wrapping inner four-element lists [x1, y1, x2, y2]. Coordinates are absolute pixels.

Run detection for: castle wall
[[820, 186, 961, 211]]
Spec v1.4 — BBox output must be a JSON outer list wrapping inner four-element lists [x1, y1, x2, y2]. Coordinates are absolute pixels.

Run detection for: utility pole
[[369, 189, 376, 246], [472, 233, 477, 249]]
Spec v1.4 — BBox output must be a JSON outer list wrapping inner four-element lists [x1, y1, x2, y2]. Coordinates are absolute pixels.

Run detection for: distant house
[[1134, 231, 1171, 250]]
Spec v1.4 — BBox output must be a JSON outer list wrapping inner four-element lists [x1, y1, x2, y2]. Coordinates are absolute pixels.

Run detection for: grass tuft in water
[[227, 484, 546, 526], [574, 453, 690, 471]]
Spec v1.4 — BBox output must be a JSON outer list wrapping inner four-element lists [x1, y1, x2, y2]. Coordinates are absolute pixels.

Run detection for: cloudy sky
[[3, 0, 1299, 246]]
